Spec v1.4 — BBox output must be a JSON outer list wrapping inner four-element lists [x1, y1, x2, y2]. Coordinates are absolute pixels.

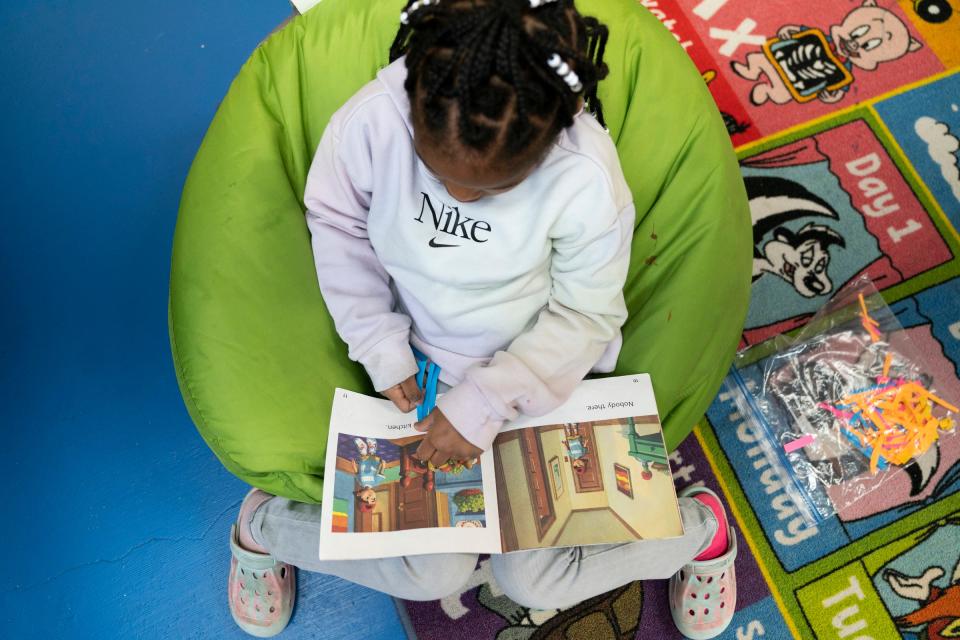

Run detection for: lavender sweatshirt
[[304, 59, 634, 451]]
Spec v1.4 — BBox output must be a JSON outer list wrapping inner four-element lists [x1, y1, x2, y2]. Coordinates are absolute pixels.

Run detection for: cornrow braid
[[583, 16, 608, 126], [389, 0, 610, 164], [527, 6, 609, 128]]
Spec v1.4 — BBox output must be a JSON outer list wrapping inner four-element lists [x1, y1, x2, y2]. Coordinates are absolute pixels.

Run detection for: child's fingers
[[413, 413, 433, 432], [429, 449, 449, 467], [459, 442, 483, 459], [400, 376, 423, 406], [415, 438, 436, 462], [381, 385, 412, 412]]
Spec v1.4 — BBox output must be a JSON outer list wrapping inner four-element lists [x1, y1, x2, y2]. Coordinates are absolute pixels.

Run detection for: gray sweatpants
[[249, 495, 716, 609]]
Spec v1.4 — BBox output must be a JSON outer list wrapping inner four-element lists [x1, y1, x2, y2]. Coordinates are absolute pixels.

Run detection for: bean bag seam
[[659, 115, 709, 203], [250, 44, 305, 204], [167, 297, 235, 463], [168, 297, 214, 446], [168, 297, 317, 503]]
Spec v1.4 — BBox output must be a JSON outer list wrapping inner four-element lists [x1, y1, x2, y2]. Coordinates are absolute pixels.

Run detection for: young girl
[[227, 2, 737, 638]]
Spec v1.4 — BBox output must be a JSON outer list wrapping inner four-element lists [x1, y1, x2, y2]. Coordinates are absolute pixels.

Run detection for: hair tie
[[547, 53, 583, 93], [529, 0, 561, 7], [400, 0, 436, 25]]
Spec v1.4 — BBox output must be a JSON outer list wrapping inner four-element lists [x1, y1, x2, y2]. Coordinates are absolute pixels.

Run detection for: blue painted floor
[[2, 2, 407, 638]]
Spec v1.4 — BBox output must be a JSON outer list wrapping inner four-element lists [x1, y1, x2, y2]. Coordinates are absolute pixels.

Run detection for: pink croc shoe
[[228, 522, 296, 637], [669, 487, 738, 639]]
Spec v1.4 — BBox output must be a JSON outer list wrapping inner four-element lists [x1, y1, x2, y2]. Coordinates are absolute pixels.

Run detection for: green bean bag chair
[[170, 0, 751, 503]]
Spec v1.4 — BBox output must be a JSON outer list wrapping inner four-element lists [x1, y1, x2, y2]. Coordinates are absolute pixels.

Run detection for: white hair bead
[[400, 0, 436, 24], [546, 53, 583, 93]]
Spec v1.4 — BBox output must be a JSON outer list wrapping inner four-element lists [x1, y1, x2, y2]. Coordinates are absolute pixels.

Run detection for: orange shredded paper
[[858, 293, 882, 343], [830, 380, 957, 474], [823, 297, 959, 473]]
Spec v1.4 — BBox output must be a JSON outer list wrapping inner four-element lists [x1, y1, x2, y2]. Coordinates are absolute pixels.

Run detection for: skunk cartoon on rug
[[746, 175, 846, 298]]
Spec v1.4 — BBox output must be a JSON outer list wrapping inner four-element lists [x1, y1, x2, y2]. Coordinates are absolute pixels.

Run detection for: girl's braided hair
[[389, 0, 609, 166]]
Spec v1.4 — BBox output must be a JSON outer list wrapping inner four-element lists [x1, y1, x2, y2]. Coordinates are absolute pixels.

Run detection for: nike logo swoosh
[[428, 238, 459, 248]]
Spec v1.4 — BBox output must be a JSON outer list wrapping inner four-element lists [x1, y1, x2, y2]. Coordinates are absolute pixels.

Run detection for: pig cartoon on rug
[[731, 0, 922, 105]]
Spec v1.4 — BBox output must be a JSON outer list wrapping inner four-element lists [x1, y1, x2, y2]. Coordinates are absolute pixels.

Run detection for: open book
[[318, 375, 684, 560]]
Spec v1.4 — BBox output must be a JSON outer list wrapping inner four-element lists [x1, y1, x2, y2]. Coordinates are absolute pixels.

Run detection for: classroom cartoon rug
[[394, 0, 960, 638]]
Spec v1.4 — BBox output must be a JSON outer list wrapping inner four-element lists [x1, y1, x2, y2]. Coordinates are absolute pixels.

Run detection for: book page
[[290, 0, 322, 14], [491, 375, 685, 552], [318, 390, 501, 561], [318, 375, 683, 560]]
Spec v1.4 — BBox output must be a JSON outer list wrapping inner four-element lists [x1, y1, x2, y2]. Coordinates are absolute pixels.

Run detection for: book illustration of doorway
[[396, 442, 438, 530], [564, 423, 604, 493], [519, 428, 556, 540], [493, 418, 684, 552]]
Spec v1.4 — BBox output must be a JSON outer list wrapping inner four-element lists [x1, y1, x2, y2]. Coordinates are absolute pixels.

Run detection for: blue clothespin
[[412, 346, 441, 422]]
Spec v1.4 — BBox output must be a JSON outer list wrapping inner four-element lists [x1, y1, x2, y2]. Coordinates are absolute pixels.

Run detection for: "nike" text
[[414, 192, 492, 245]]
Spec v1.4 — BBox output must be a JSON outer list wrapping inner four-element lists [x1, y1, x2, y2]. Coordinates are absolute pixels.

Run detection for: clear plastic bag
[[725, 275, 958, 524]]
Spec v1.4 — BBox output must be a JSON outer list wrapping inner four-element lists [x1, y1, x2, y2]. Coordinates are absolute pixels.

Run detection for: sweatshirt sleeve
[[436, 172, 634, 451], [304, 117, 418, 392]]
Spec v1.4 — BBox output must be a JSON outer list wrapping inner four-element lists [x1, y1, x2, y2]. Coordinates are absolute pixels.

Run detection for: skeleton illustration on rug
[[731, 0, 922, 105]]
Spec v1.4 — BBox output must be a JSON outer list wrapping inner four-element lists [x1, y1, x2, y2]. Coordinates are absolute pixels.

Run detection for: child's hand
[[381, 375, 423, 412], [414, 408, 482, 465]]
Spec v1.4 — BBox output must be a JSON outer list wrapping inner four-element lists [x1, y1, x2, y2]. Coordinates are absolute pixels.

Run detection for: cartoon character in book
[[747, 174, 846, 298], [731, 0, 922, 105], [352, 437, 385, 512], [563, 424, 590, 474]]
